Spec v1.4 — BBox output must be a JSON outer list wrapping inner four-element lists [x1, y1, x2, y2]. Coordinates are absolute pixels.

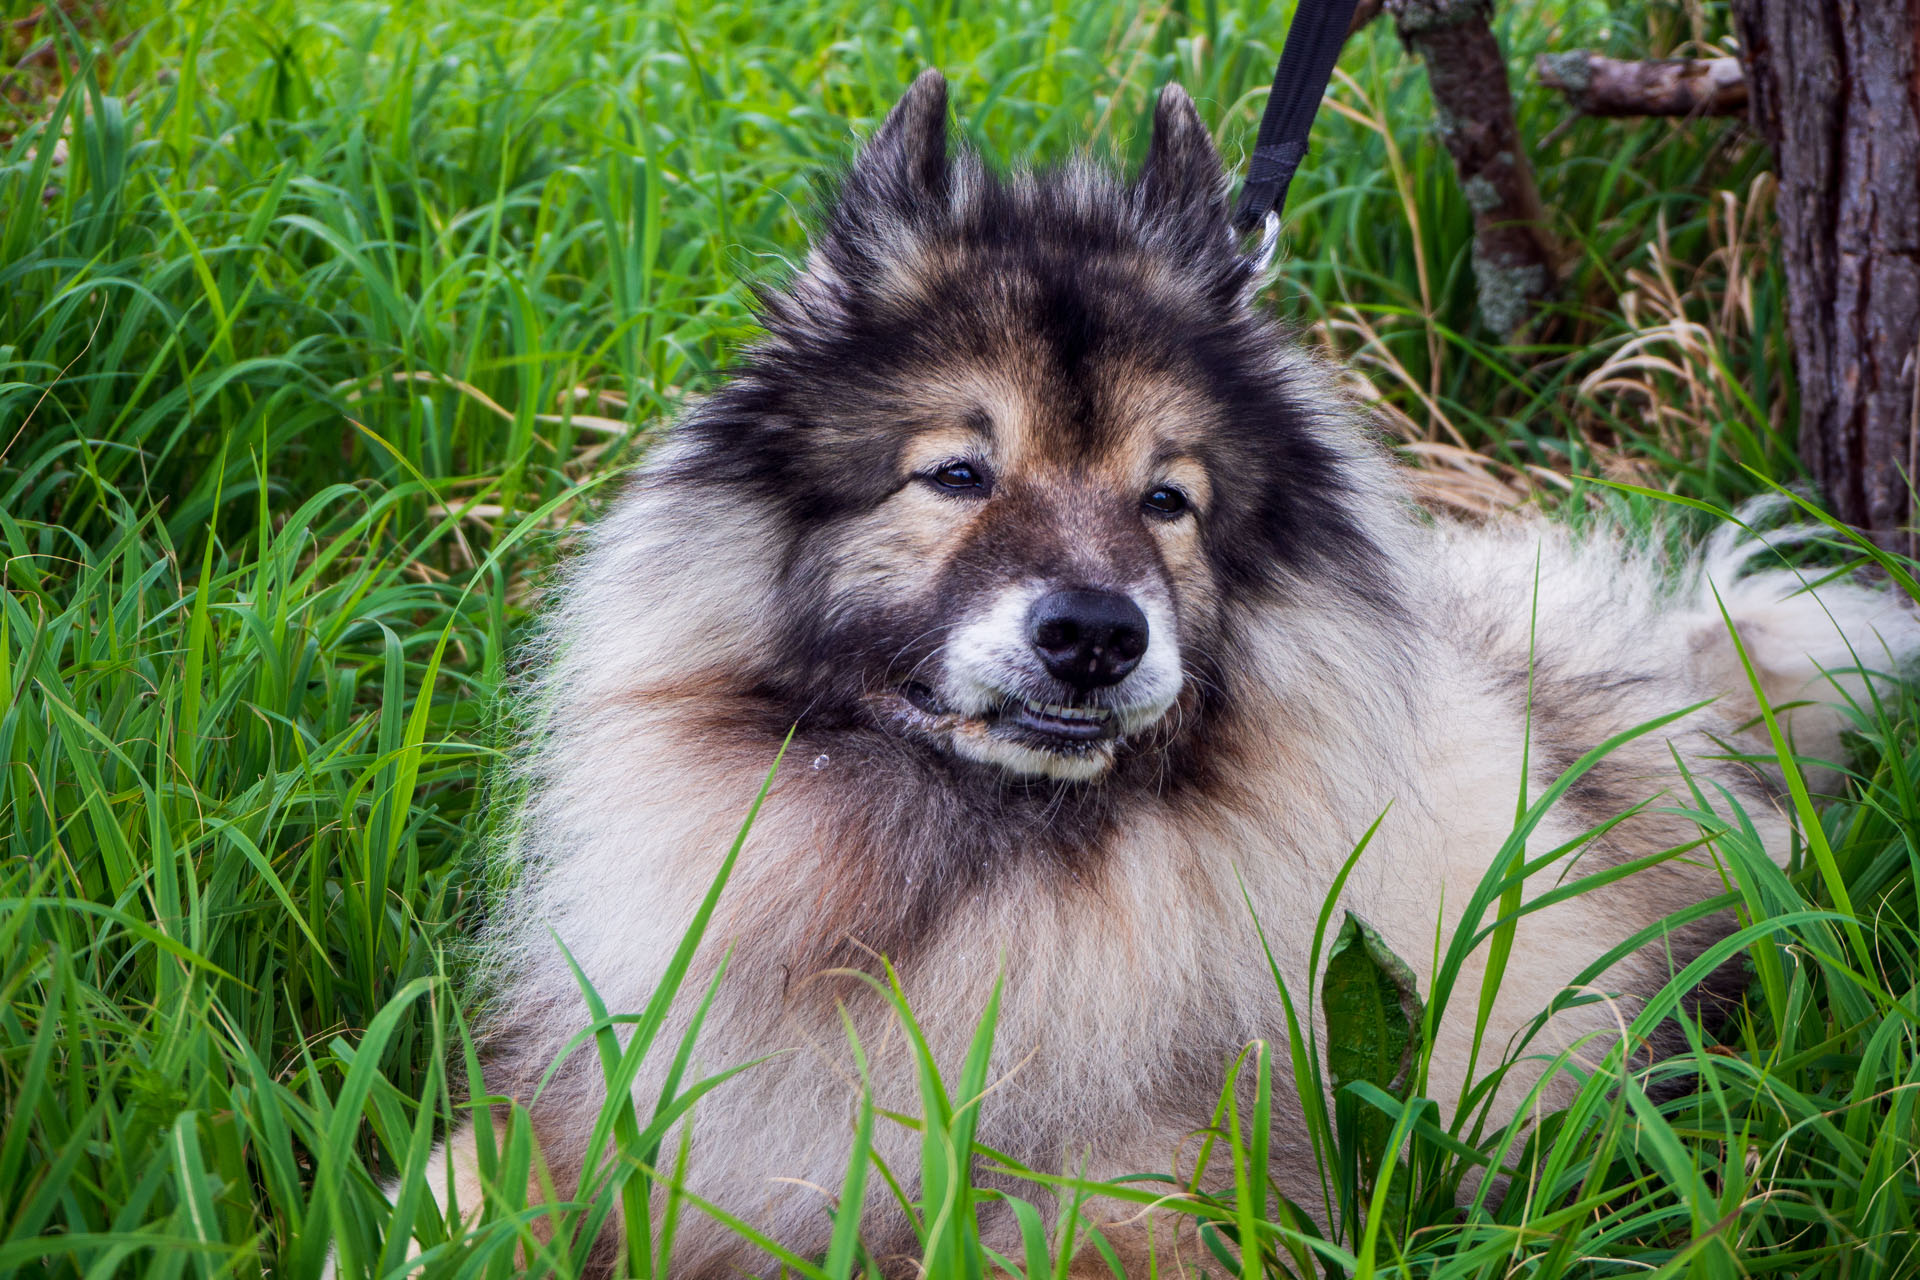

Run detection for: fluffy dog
[[417, 72, 1917, 1275]]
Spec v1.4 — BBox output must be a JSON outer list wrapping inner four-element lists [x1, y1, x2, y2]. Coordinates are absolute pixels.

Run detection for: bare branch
[[1536, 52, 1747, 118]]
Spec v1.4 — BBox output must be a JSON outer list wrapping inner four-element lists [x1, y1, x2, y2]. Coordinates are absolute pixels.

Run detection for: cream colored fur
[[374, 457, 1920, 1279]]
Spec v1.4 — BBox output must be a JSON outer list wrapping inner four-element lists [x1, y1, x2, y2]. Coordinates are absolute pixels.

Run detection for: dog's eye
[[926, 461, 990, 495], [1142, 485, 1189, 518]]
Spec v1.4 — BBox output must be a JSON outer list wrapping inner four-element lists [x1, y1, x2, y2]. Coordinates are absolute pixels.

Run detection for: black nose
[[1027, 588, 1149, 691]]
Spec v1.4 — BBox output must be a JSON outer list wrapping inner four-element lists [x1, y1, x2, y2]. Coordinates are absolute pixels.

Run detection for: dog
[[403, 71, 1918, 1276]]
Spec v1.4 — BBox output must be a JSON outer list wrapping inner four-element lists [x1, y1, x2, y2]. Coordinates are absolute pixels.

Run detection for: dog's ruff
[[395, 73, 1919, 1276]]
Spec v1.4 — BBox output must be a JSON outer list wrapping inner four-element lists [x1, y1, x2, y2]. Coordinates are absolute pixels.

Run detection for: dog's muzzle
[[889, 581, 1183, 780]]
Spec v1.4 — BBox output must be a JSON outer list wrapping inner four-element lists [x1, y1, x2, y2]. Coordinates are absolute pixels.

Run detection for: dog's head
[[662, 72, 1398, 782]]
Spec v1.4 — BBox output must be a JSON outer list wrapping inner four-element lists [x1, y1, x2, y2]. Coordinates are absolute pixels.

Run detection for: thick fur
[[413, 74, 1920, 1276]]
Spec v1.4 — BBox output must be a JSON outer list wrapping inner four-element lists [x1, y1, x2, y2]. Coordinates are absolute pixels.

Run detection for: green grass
[[3, 0, 1915, 1275]]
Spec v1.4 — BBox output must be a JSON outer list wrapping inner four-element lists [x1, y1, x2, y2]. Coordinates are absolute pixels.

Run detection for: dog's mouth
[[900, 681, 1117, 749], [1000, 697, 1115, 744]]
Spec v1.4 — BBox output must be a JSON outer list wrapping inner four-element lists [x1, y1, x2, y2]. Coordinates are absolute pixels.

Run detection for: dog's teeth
[[1021, 698, 1110, 722]]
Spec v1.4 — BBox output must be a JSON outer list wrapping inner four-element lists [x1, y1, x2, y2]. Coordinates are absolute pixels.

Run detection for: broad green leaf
[[1322, 911, 1425, 1241], [1323, 912, 1424, 1105]]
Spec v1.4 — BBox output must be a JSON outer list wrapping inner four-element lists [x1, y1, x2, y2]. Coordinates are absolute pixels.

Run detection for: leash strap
[[1231, 0, 1365, 233]]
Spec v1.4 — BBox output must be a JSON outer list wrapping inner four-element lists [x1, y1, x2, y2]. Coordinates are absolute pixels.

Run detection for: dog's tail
[[1685, 496, 1920, 773]]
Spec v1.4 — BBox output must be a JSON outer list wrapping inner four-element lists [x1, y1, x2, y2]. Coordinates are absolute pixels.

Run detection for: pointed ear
[[1138, 84, 1227, 221], [845, 69, 952, 221]]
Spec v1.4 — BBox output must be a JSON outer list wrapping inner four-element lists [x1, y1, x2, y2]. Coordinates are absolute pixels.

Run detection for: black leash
[[1231, 0, 1365, 234]]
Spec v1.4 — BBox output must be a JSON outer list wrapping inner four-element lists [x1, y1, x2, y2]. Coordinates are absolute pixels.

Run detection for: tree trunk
[[1385, 0, 1556, 337], [1731, 0, 1920, 556]]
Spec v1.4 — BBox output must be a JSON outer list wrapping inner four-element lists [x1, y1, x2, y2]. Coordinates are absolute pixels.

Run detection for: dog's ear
[[844, 69, 952, 222], [1138, 84, 1227, 223]]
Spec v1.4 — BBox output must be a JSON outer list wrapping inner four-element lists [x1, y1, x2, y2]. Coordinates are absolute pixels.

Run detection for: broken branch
[[1536, 52, 1747, 118]]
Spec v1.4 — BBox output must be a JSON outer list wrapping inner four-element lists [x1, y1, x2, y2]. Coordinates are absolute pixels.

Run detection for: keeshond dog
[[411, 72, 1919, 1275]]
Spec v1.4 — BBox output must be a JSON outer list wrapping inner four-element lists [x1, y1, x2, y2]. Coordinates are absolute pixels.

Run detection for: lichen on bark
[[1471, 246, 1550, 338], [1388, 0, 1486, 37]]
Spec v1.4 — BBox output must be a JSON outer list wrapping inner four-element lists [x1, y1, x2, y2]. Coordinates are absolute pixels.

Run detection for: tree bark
[[1731, 0, 1920, 555], [1348, 0, 1386, 38], [1536, 53, 1747, 118], [1385, 0, 1556, 336]]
